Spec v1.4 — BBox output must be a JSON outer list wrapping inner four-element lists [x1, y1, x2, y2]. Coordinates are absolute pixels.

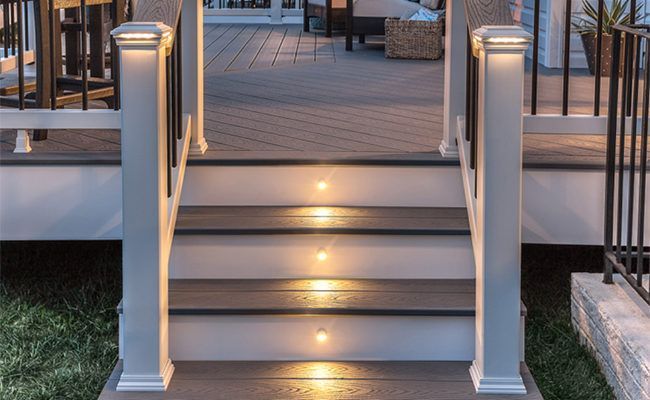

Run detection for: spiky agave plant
[[572, 0, 643, 35]]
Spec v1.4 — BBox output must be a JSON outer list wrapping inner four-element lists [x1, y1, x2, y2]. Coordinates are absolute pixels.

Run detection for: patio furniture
[[303, 0, 346, 37], [345, 0, 422, 51], [384, 16, 443, 60]]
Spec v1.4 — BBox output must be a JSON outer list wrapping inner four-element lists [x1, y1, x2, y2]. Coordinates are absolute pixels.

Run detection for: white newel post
[[112, 22, 175, 392], [469, 26, 532, 395], [439, 0, 466, 158], [183, 0, 208, 155]]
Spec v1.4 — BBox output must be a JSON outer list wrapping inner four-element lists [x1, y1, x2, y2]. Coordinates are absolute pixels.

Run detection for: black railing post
[[561, 0, 572, 115], [593, 0, 604, 116], [604, 28, 622, 285], [531, 0, 540, 115]]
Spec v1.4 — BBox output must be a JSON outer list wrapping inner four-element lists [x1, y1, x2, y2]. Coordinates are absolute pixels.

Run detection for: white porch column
[[183, 0, 208, 155], [439, 0, 466, 158], [112, 22, 175, 392], [469, 26, 532, 395]]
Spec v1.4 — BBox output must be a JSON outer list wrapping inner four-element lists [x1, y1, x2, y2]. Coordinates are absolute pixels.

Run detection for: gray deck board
[[98, 361, 543, 400], [0, 23, 623, 167], [174, 206, 470, 235]]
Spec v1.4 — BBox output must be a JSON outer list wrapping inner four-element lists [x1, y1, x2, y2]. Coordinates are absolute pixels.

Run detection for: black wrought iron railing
[[465, 31, 478, 197], [604, 24, 650, 305], [527, 0, 641, 116], [165, 17, 185, 198], [1, 0, 127, 140]]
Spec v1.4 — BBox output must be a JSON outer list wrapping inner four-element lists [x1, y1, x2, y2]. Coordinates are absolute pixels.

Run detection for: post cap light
[[472, 25, 533, 53], [111, 22, 174, 50]]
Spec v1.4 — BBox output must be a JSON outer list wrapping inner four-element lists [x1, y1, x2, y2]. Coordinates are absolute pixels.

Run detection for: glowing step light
[[317, 179, 328, 191], [316, 328, 328, 343], [316, 248, 328, 261]]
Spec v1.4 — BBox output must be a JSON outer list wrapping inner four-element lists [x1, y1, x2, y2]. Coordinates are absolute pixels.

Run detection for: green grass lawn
[[0, 241, 614, 400]]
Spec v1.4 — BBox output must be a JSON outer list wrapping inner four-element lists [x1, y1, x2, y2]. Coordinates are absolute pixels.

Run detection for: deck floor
[[98, 361, 543, 400], [0, 23, 618, 167]]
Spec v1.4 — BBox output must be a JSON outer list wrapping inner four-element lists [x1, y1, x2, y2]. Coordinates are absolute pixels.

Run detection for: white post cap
[[472, 25, 533, 52], [111, 22, 174, 49]]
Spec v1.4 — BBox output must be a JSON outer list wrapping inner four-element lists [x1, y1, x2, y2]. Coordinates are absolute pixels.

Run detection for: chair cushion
[[353, 0, 422, 18]]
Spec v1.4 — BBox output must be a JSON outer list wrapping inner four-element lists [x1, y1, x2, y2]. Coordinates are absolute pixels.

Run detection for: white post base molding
[[116, 359, 175, 392], [438, 139, 459, 158], [189, 137, 208, 155], [469, 362, 527, 395], [14, 130, 32, 153]]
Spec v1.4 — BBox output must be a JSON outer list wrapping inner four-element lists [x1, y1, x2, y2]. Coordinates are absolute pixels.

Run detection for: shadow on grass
[[0, 241, 121, 400], [522, 244, 614, 400], [0, 241, 615, 399]]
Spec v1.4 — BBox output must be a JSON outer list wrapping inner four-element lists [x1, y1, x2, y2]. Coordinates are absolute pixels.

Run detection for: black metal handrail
[[604, 23, 650, 305]]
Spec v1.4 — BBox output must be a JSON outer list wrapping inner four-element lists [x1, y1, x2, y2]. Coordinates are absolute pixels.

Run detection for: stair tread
[[100, 360, 544, 400], [167, 279, 477, 316], [117, 279, 527, 316], [175, 206, 470, 235]]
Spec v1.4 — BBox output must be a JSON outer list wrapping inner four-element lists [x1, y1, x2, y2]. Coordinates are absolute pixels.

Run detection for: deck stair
[[107, 161, 541, 398], [120, 164, 492, 361]]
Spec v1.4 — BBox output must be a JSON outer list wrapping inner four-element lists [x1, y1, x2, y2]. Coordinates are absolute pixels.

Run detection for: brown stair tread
[[168, 279, 476, 316], [99, 361, 544, 400], [175, 206, 470, 235], [116, 279, 527, 316]]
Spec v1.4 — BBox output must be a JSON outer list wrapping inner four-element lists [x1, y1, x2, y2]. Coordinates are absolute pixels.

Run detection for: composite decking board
[[202, 102, 419, 152], [203, 107, 398, 152], [226, 25, 273, 72], [251, 26, 288, 69], [295, 30, 316, 64], [202, 24, 231, 51], [203, 75, 440, 133], [203, 126, 296, 151], [166, 279, 476, 316], [174, 206, 470, 235], [247, 71, 442, 116], [209, 73, 443, 127], [274, 25, 302, 66], [204, 116, 352, 152], [203, 90, 438, 147], [207, 25, 261, 74], [204, 25, 248, 70], [315, 32, 336, 63], [99, 361, 543, 400]]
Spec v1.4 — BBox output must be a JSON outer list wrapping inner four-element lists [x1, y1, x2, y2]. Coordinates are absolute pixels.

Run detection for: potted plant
[[573, 0, 642, 76]]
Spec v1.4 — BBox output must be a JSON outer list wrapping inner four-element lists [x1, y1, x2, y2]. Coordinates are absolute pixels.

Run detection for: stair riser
[[170, 235, 475, 279], [169, 315, 475, 361], [182, 165, 464, 207]]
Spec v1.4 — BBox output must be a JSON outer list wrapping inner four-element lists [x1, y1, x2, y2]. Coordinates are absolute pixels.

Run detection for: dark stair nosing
[[174, 206, 471, 236]]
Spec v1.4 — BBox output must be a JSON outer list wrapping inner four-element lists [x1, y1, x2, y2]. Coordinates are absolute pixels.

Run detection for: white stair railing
[[111, 0, 205, 391], [455, 1, 533, 395]]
